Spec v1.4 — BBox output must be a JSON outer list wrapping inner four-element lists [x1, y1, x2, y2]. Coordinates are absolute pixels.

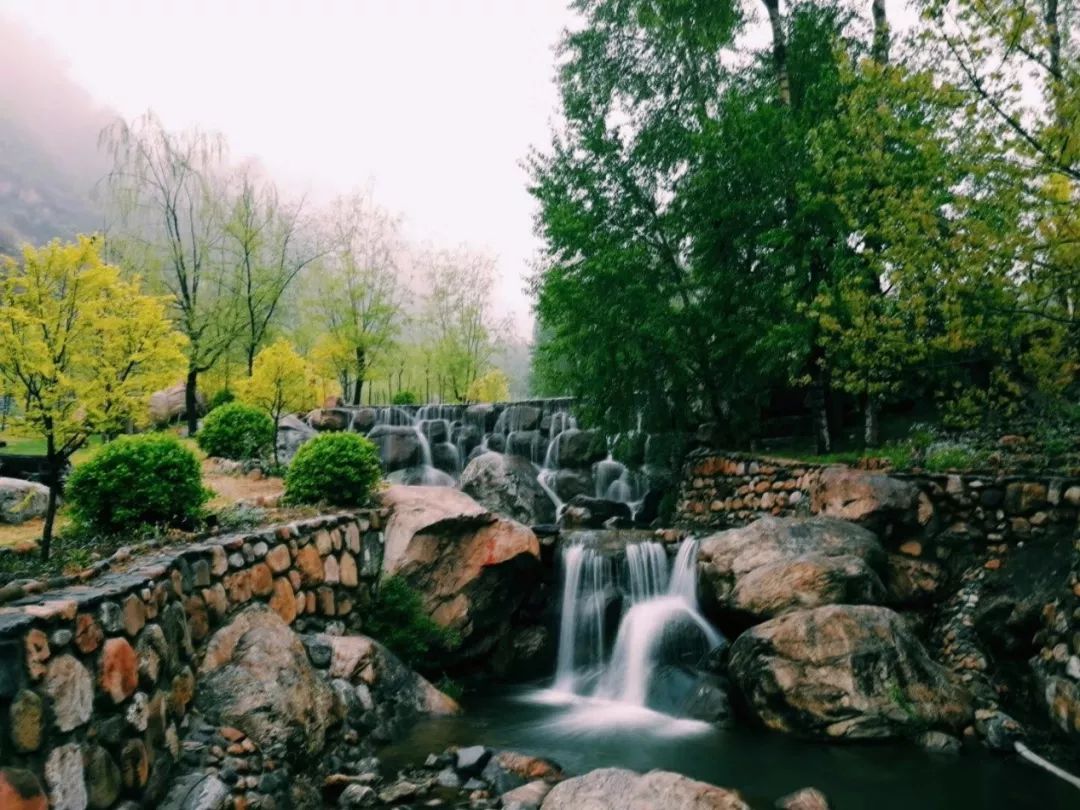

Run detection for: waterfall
[[553, 538, 722, 715]]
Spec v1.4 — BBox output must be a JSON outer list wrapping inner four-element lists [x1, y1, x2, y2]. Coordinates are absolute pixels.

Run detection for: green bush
[[391, 390, 419, 406], [364, 576, 460, 668], [208, 388, 236, 411], [196, 402, 274, 460], [284, 432, 382, 507], [66, 434, 210, 535]]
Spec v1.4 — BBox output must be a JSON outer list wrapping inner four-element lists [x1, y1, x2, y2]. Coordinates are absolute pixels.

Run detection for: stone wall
[[0, 511, 386, 810]]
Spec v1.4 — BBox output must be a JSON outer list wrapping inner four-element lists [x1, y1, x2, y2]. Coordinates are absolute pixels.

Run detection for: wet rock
[[540, 768, 749, 809], [378, 779, 419, 804], [974, 709, 1025, 751], [776, 787, 831, 810], [381, 486, 541, 661], [195, 604, 335, 759], [338, 783, 376, 808], [809, 467, 920, 530], [559, 496, 632, 529], [729, 605, 972, 739], [553, 429, 606, 469], [698, 517, 886, 620], [681, 672, 734, 726], [499, 404, 543, 432], [0, 477, 49, 524], [553, 468, 593, 502], [502, 780, 553, 810], [436, 767, 462, 788], [454, 745, 493, 777], [368, 425, 422, 471], [461, 451, 556, 525], [916, 730, 962, 755]]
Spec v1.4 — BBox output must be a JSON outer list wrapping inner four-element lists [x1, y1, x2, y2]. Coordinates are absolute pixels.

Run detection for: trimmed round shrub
[[285, 432, 382, 507], [196, 402, 274, 460], [207, 388, 236, 411], [66, 434, 211, 534], [391, 390, 418, 406]]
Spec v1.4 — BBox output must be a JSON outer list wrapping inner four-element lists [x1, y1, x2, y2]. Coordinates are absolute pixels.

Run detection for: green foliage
[[208, 389, 236, 411], [214, 503, 269, 532], [66, 434, 210, 535], [364, 576, 460, 668], [923, 445, 988, 473], [284, 432, 382, 507], [391, 390, 419, 406], [197, 402, 275, 461]]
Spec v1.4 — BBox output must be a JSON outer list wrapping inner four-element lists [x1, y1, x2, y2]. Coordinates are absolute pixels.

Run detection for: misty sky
[[4, 0, 576, 336]]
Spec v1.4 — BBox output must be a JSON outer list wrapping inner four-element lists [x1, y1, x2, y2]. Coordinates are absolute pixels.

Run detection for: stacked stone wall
[[0, 511, 385, 810]]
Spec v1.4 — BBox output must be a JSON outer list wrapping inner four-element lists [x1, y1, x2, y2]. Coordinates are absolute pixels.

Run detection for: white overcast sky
[[3, 0, 576, 337]]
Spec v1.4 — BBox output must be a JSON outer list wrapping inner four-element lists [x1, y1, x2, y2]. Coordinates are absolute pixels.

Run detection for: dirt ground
[[0, 460, 286, 550]]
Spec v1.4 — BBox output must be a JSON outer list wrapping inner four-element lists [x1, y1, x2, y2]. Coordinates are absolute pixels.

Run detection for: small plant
[[214, 503, 268, 532], [364, 576, 460, 668], [66, 433, 210, 535], [284, 432, 382, 507], [923, 444, 987, 472], [208, 388, 236, 411], [391, 390, 419, 406], [196, 402, 275, 461], [435, 675, 464, 702]]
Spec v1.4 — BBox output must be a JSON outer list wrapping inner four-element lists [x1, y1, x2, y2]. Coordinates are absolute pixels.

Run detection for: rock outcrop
[[276, 414, 316, 464], [460, 451, 556, 525], [809, 467, 922, 531], [0, 477, 50, 524], [698, 517, 887, 620], [540, 768, 750, 810], [367, 425, 422, 471], [729, 604, 973, 739], [194, 605, 336, 759], [381, 486, 542, 660]]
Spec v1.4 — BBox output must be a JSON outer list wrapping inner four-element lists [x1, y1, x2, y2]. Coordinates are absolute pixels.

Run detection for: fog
[[1, 1, 575, 335]]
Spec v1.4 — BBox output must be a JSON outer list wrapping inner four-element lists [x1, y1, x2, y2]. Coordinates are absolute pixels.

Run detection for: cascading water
[[553, 538, 722, 715]]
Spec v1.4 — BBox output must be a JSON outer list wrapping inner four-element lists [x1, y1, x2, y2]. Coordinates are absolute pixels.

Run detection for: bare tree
[[101, 112, 242, 435]]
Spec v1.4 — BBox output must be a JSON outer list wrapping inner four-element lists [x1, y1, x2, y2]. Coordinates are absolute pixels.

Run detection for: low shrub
[[364, 576, 460, 668], [66, 434, 210, 535], [391, 390, 419, 406], [196, 402, 274, 460], [207, 388, 236, 411], [284, 432, 382, 507]]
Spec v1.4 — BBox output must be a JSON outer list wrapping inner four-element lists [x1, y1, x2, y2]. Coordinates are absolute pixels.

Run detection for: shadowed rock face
[[810, 467, 922, 531], [540, 768, 751, 810], [460, 451, 556, 526], [729, 604, 973, 740], [381, 486, 542, 662], [194, 605, 336, 759], [698, 516, 887, 621]]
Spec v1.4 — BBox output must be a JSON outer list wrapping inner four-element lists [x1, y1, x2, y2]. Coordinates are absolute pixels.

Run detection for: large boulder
[[559, 495, 632, 529], [0, 478, 49, 524], [323, 634, 459, 740], [729, 604, 973, 739], [276, 415, 316, 465], [381, 486, 542, 660], [553, 468, 593, 502], [367, 424, 423, 471], [698, 517, 887, 620], [149, 382, 204, 426], [541, 768, 749, 810], [307, 408, 353, 431], [809, 467, 921, 531], [552, 429, 606, 468], [498, 404, 542, 432], [195, 605, 336, 759], [461, 451, 556, 525]]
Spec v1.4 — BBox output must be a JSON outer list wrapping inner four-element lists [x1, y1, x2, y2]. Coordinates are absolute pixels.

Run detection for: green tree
[[0, 237, 187, 557], [239, 338, 315, 465]]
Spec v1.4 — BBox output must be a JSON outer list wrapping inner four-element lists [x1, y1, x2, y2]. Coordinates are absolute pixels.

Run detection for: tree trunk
[[762, 0, 792, 106], [808, 370, 831, 454], [352, 347, 367, 406], [871, 0, 889, 65], [246, 345, 256, 377], [40, 450, 64, 561], [185, 367, 199, 436], [864, 394, 880, 448]]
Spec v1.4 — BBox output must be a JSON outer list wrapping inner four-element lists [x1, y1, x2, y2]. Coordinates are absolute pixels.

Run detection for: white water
[[552, 538, 722, 714]]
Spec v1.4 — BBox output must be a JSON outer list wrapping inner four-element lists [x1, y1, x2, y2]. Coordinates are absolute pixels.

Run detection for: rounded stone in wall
[[45, 742, 87, 810], [44, 654, 93, 732], [0, 767, 47, 810], [83, 745, 121, 809], [9, 689, 43, 752]]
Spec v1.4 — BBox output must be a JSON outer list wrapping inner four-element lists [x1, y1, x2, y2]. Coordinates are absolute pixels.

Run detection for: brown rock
[[83, 744, 121, 809], [74, 613, 103, 654], [9, 689, 43, 752], [119, 739, 149, 788], [778, 787, 831, 810], [171, 666, 195, 716], [44, 654, 93, 732], [99, 638, 138, 703], [0, 768, 47, 810], [898, 540, 922, 557], [269, 578, 297, 624], [340, 552, 358, 587], [24, 628, 49, 680], [184, 594, 209, 641], [266, 544, 291, 573], [225, 569, 252, 604], [809, 467, 919, 528], [296, 544, 324, 586], [122, 594, 146, 636], [203, 583, 229, 619], [249, 562, 274, 597], [541, 768, 749, 810], [1005, 481, 1047, 514], [884, 554, 944, 606], [317, 586, 335, 616]]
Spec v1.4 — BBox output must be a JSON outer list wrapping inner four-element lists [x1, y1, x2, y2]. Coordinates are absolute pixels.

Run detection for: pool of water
[[380, 686, 1078, 809]]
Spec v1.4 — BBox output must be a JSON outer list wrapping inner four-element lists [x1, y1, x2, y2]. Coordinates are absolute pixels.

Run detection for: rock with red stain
[[381, 485, 540, 663], [0, 768, 47, 810], [98, 637, 138, 703]]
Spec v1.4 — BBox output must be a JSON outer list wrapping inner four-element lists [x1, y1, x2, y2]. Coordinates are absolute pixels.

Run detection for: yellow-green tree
[[466, 368, 510, 404], [0, 237, 187, 557], [239, 338, 315, 466]]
